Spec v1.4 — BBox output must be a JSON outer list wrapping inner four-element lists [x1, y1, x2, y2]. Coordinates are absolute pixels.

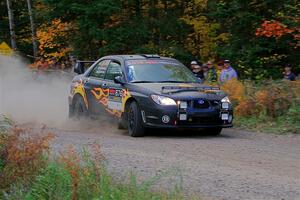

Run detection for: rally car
[[68, 55, 233, 137]]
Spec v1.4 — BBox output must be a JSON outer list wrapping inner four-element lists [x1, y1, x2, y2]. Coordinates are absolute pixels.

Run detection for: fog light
[[180, 101, 187, 109], [221, 113, 229, 120], [162, 115, 170, 123], [179, 114, 187, 121], [222, 102, 229, 109]]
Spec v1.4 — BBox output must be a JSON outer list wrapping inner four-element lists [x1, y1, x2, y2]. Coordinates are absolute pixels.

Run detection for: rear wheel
[[73, 97, 89, 119], [204, 127, 222, 136], [127, 101, 145, 137]]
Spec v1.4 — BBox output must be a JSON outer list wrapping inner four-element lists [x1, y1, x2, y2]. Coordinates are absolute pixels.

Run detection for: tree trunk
[[6, 0, 17, 50], [26, 0, 38, 58]]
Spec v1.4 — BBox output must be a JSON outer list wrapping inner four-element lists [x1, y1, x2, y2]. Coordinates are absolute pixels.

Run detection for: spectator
[[191, 61, 204, 81], [219, 60, 238, 83], [202, 64, 209, 80], [206, 61, 217, 83], [190, 60, 198, 71], [216, 61, 223, 81], [283, 64, 296, 81]]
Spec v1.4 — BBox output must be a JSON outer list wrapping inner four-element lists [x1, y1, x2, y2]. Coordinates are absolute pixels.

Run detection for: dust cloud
[[0, 55, 72, 127]]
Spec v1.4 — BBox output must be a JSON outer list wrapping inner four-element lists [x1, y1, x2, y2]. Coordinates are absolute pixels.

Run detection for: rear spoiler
[[161, 86, 220, 94], [74, 60, 96, 74]]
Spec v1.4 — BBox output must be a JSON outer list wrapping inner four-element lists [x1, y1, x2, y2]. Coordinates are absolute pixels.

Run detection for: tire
[[73, 96, 89, 119], [127, 101, 145, 137], [205, 127, 222, 136]]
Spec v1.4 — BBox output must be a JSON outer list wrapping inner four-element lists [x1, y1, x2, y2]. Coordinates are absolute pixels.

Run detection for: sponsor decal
[[178, 84, 193, 88], [125, 60, 180, 66], [198, 99, 205, 104]]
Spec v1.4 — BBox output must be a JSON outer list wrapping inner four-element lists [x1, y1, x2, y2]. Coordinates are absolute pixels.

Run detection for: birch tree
[[26, 0, 38, 58], [6, 0, 16, 50]]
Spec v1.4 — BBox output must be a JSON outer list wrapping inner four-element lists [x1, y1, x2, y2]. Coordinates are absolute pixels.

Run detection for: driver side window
[[105, 61, 122, 81], [89, 60, 109, 79]]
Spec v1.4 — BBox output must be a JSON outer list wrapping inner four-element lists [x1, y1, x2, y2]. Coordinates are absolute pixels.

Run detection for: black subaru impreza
[[68, 55, 233, 137]]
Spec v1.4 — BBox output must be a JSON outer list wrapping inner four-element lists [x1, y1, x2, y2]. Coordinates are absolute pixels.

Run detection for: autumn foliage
[[59, 144, 105, 200], [255, 20, 293, 38], [0, 127, 54, 190], [221, 79, 300, 119], [36, 19, 73, 59]]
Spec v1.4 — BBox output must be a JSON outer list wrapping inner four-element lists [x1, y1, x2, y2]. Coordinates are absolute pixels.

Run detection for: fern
[[25, 163, 72, 200]]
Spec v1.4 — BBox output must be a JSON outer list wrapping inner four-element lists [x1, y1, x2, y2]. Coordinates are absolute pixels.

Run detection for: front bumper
[[141, 103, 233, 129]]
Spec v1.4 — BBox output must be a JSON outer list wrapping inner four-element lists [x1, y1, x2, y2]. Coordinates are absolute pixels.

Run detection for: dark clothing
[[193, 71, 204, 81], [284, 72, 296, 81]]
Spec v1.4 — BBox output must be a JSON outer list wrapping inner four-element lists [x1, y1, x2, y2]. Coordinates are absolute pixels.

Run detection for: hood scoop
[[161, 86, 220, 95]]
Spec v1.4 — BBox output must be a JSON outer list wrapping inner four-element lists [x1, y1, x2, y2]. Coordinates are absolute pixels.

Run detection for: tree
[[36, 19, 73, 59], [6, 0, 16, 50], [181, 0, 228, 61], [41, 0, 193, 62], [209, 0, 300, 79], [26, 0, 38, 58]]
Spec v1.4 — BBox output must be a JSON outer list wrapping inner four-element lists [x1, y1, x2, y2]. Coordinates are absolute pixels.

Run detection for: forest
[[0, 0, 299, 79]]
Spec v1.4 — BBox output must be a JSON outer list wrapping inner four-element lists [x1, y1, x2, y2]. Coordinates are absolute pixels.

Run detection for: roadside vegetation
[[0, 116, 193, 200], [221, 79, 300, 134]]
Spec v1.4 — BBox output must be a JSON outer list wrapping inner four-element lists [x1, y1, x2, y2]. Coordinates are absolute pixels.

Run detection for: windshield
[[125, 59, 199, 83]]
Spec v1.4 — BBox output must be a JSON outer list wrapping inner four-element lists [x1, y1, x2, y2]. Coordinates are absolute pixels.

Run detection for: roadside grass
[[0, 117, 198, 200], [234, 103, 300, 134], [4, 162, 186, 200]]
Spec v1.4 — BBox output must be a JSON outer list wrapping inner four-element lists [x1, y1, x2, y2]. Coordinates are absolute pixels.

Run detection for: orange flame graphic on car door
[[91, 87, 122, 118]]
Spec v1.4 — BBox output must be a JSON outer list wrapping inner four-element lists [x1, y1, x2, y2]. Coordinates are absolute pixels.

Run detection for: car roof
[[103, 54, 178, 61]]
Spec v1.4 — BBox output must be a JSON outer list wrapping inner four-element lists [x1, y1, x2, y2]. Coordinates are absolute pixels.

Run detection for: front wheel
[[204, 127, 222, 136], [127, 101, 145, 137]]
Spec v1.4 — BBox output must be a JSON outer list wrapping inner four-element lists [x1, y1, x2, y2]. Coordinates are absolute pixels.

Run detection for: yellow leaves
[[181, 1, 227, 60], [221, 79, 246, 103], [183, 0, 208, 13], [260, 54, 287, 64], [36, 19, 74, 59], [222, 80, 300, 118]]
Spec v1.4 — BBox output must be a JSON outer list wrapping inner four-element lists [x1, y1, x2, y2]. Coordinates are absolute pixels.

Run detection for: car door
[[85, 59, 110, 116], [103, 60, 124, 116]]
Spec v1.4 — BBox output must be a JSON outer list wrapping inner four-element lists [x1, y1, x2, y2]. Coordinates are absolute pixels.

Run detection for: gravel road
[[50, 121, 300, 200]]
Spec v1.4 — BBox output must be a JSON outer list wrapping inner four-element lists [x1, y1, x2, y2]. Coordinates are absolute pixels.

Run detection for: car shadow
[[142, 128, 238, 139]]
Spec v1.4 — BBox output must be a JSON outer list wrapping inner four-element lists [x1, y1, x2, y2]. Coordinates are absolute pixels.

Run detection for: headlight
[[221, 96, 230, 103], [151, 94, 177, 106], [221, 96, 231, 109]]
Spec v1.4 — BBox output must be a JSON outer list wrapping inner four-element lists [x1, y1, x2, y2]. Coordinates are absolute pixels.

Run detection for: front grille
[[193, 99, 210, 109], [210, 100, 220, 106], [191, 116, 220, 124], [179, 116, 222, 125]]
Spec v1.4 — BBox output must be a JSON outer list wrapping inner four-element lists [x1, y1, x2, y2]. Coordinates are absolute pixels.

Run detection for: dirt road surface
[[50, 122, 300, 200]]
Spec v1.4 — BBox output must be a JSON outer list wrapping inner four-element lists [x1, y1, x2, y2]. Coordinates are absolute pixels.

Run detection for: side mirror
[[74, 61, 85, 74], [114, 76, 125, 85]]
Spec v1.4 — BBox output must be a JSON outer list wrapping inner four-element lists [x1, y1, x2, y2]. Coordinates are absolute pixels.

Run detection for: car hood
[[130, 82, 226, 100]]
